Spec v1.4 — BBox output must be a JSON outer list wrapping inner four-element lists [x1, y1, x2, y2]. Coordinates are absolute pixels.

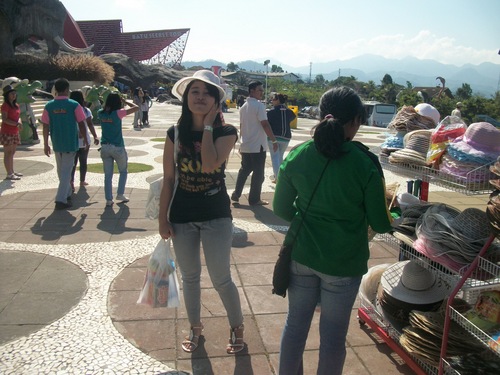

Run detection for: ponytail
[[313, 118, 347, 159]]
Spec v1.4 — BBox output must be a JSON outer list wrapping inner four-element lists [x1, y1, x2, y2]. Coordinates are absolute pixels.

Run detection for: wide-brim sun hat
[[388, 129, 432, 166], [172, 70, 226, 102], [449, 122, 500, 162], [380, 260, 450, 305]]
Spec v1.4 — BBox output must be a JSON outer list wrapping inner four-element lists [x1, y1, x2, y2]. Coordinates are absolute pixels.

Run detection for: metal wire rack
[[379, 155, 494, 195]]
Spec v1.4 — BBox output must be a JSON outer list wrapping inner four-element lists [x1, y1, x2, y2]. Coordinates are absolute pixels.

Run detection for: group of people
[[157, 70, 393, 374], [132, 86, 153, 129], [39, 78, 138, 209], [2, 70, 394, 374]]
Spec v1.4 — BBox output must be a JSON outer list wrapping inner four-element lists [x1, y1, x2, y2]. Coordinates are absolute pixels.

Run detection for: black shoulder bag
[[272, 159, 331, 297]]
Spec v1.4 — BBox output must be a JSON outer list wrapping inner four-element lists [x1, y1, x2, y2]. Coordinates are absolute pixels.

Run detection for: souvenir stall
[[358, 108, 500, 374]]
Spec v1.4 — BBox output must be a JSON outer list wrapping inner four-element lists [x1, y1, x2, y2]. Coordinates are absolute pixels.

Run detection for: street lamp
[[264, 59, 270, 103]]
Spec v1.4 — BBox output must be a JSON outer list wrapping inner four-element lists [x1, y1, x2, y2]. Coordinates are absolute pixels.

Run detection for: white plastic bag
[[145, 177, 163, 220], [137, 238, 180, 308]]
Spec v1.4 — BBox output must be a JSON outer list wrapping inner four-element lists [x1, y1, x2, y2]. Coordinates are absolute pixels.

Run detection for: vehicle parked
[[363, 101, 397, 127], [476, 114, 500, 128]]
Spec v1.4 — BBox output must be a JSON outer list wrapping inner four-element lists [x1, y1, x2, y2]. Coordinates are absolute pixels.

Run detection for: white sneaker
[[106, 200, 114, 207], [116, 194, 129, 202]]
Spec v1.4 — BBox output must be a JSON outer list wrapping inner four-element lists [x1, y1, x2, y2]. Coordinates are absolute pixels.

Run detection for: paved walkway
[[0, 103, 489, 374]]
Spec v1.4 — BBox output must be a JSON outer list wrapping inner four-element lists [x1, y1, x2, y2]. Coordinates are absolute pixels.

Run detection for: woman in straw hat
[[158, 70, 244, 354], [273, 87, 394, 375], [1, 85, 22, 180]]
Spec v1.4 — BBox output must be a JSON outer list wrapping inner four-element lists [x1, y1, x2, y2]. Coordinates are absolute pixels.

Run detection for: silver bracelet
[[204, 125, 213, 132]]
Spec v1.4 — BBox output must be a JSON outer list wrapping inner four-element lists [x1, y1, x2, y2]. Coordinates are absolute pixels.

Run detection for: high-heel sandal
[[226, 323, 245, 354], [181, 324, 203, 353]]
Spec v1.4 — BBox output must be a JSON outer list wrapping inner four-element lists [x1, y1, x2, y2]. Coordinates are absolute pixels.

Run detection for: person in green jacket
[[273, 86, 393, 375]]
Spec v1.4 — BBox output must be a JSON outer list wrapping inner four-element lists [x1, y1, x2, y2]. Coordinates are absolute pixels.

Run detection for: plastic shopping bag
[[137, 238, 180, 308], [426, 115, 467, 165], [145, 177, 163, 220]]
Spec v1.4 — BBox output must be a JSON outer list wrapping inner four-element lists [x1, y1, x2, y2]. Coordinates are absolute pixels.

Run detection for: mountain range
[[182, 54, 500, 97]]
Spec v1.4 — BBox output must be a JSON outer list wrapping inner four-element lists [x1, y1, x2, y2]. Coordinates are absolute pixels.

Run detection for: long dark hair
[[177, 80, 222, 155], [2, 89, 17, 108], [102, 93, 122, 114], [313, 87, 366, 160], [69, 90, 85, 106]]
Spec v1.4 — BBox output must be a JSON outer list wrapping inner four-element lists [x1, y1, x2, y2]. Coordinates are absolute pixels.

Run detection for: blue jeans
[[172, 218, 243, 328], [54, 151, 76, 203], [279, 261, 362, 375], [268, 140, 289, 179], [100, 144, 128, 201]]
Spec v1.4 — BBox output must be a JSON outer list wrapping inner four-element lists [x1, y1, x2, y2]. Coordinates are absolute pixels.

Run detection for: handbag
[[145, 126, 179, 220], [272, 159, 331, 297]]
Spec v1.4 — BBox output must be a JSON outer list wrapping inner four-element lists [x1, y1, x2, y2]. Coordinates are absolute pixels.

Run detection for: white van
[[363, 101, 397, 128]]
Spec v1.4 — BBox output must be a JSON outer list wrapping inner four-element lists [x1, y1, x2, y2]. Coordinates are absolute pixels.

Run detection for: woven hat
[[380, 261, 450, 304], [359, 263, 391, 305], [414, 103, 440, 126], [172, 70, 226, 102], [388, 105, 436, 132], [388, 129, 432, 166], [463, 290, 500, 332], [449, 122, 500, 162], [487, 190, 500, 235]]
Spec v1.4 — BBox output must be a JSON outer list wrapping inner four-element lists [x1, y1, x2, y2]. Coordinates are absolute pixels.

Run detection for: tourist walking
[[231, 81, 278, 205], [41, 78, 88, 210], [69, 90, 99, 191], [158, 70, 244, 354], [98, 93, 139, 207], [1, 85, 22, 180], [267, 92, 296, 183], [273, 87, 394, 375]]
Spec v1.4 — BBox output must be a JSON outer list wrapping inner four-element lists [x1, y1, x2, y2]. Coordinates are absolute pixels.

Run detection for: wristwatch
[[204, 125, 213, 132]]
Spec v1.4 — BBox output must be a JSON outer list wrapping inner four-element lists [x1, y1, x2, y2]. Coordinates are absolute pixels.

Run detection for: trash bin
[[288, 105, 299, 129]]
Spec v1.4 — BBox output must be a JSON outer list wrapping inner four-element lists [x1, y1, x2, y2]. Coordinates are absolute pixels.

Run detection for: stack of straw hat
[[439, 122, 500, 185], [388, 130, 433, 166], [488, 158, 500, 236], [376, 260, 451, 331], [413, 204, 500, 278], [381, 105, 438, 156]]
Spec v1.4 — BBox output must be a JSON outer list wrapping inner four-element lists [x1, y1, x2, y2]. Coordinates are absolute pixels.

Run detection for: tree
[[455, 83, 472, 100], [314, 74, 325, 86], [226, 62, 239, 72], [381, 74, 393, 86], [271, 64, 284, 73]]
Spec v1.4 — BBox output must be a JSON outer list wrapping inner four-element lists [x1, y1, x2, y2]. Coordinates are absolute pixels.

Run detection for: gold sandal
[[226, 323, 245, 354], [181, 324, 203, 353]]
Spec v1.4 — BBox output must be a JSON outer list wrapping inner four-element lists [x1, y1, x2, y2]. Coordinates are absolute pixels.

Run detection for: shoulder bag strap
[[290, 158, 331, 243], [167, 126, 179, 219]]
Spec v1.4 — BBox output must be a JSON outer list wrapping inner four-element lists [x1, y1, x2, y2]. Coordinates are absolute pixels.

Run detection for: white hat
[[414, 103, 440, 125], [172, 70, 225, 102], [380, 261, 450, 304]]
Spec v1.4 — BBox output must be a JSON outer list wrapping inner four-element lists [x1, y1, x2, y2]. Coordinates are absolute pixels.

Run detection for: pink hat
[[451, 122, 500, 158]]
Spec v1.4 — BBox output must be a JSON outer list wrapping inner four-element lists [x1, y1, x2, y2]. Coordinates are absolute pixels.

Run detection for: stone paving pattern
[[0, 102, 489, 374]]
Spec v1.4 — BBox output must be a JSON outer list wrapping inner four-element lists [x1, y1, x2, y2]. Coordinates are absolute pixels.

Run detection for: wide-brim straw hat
[[487, 190, 500, 236], [172, 69, 226, 102], [359, 263, 391, 305], [380, 260, 450, 305], [449, 122, 500, 162], [389, 129, 432, 166]]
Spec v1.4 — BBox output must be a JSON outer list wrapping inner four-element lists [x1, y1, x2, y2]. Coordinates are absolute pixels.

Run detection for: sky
[[62, 0, 500, 69]]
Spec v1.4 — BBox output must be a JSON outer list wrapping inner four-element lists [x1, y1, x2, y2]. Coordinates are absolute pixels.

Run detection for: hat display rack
[[358, 127, 500, 374]]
